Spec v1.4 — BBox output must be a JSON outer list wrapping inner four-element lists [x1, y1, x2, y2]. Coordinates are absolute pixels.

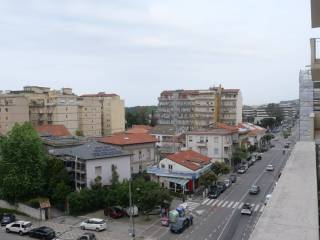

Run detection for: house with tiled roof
[[36, 124, 71, 137], [126, 125, 152, 134], [185, 122, 240, 166], [147, 150, 212, 193], [237, 123, 267, 150], [98, 133, 156, 174]]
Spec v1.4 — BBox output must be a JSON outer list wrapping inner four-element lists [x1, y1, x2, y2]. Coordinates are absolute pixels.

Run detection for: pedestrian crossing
[[197, 199, 265, 212]]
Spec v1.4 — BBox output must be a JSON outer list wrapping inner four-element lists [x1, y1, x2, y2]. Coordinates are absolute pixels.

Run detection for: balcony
[[311, 38, 320, 80], [196, 140, 207, 146]]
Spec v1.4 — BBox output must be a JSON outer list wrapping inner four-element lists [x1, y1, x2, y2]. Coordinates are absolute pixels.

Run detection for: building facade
[[157, 86, 242, 132]]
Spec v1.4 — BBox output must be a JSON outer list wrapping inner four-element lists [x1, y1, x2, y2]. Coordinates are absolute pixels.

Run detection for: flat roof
[[249, 141, 319, 240]]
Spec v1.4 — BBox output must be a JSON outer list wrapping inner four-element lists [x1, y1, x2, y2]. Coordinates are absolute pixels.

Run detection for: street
[[160, 127, 298, 240]]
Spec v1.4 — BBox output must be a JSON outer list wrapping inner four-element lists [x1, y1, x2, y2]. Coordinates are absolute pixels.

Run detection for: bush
[[0, 208, 28, 217]]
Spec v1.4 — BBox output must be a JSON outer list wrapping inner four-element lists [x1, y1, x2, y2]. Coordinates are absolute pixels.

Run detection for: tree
[[232, 147, 248, 166], [211, 162, 230, 176], [0, 123, 45, 202], [111, 164, 119, 186], [75, 129, 84, 137], [51, 182, 71, 210], [198, 171, 218, 188], [266, 103, 283, 125], [259, 118, 276, 129]]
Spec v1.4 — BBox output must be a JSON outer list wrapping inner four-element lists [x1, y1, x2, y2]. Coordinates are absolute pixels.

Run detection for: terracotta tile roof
[[126, 125, 152, 134], [81, 92, 118, 97], [166, 150, 212, 171], [213, 122, 238, 133], [98, 133, 156, 146], [36, 124, 71, 137]]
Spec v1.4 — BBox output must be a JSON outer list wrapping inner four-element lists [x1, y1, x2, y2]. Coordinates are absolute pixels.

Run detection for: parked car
[[170, 216, 192, 233], [247, 160, 254, 167], [208, 186, 220, 199], [125, 205, 139, 217], [241, 203, 253, 215], [1, 213, 16, 226], [256, 153, 262, 160], [145, 206, 162, 215], [229, 174, 237, 183], [237, 167, 247, 174], [80, 218, 107, 232], [266, 164, 275, 171], [5, 220, 32, 235], [28, 226, 56, 240], [104, 206, 126, 219], [77, 232, 97, 240], [224, 179, 232, 188], [216, 181, 227, 193], [284, 143, 290, 148], [242, 163, 249, 170], [249, 185, 260, 195]]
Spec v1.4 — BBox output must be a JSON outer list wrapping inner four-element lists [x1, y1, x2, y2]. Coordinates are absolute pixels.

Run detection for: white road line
[[259, 205, 265, 212], [202, 198, 210, 205], [232, 202, 239, 208], [254, 204, 260, 212], [227, 201, 234, 208], [212, 200, 218, 207], [221, 201, 229, 208], [206, 199, 214, 206], [238, 202, 244, 209], [217, 200, 224, 207]]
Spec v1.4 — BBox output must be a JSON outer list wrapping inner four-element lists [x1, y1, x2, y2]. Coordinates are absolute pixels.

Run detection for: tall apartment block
[[157, 86, 242, 131], [0, 86, 125, 137], [81, 93, 125, 135]]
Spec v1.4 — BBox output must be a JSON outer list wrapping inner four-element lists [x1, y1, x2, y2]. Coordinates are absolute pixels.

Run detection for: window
[[206, 137, 209, 142], [214, 136, 219, 143], [5, 108, 8, 112], [189, 136, 193, 142], [161, 164, 165, 168], [214, 148, 219, 155], [200, 136, 204, 142], [95, 166, 102, 177], [169, 164, 173, 172]]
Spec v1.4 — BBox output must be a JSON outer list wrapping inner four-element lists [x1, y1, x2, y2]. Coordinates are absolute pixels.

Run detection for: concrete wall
[[86, 155, 131, 186], [0, 200, 45, 220]]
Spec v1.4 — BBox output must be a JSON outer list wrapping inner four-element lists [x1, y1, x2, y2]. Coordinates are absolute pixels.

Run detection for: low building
[[149, 125, 183, 155], [238, 123, 267, 150], [98, 133, 156, 174], [36, 124, 71, 137], [147, 150, 212, 193], [126, 125, 152, 134], [50, 141, 131, 190], [185, 123, 239, 166]]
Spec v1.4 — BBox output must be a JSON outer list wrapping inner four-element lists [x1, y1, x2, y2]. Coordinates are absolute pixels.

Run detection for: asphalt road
[[160, 127, 298, 240]]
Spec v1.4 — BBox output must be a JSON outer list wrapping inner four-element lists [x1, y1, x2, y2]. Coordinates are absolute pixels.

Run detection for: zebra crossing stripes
[[238, 202, 244, 209], [227, 201, 234, 208], [259, 205, 265, 212], [187, 201, 200, 211], [221, 201, 229, 208], [206, 199, 214, 206], [211, 200, 218, 207], [202, 198, 210, 205], [232, 202, 239, 208], [254, 204, 260, 212], [216, 200, 224, 207]]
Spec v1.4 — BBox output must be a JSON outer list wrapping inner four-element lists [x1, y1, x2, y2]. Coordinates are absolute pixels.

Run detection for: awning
[[166, 177, 189, 186]]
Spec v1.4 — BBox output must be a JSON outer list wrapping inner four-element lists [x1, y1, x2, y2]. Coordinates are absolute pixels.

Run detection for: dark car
[[216, 182, 227, 193], [247, 160, 254, 167], [104, 206, 126, 219], [1, 213, 16, 226], [77, 232, 97, 240], [208, 186, 221, 199], [249, 185, 260, 195], [229, 174, 237, 183], [28, 226, 56, 240]]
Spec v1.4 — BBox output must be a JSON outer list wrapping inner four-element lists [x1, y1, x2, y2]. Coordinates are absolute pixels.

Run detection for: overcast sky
[[0, 0, 318, 106]]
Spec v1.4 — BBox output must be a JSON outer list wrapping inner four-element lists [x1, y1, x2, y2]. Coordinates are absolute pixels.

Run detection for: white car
[[5, 221, 32, 235], [266, 164, 275, 171], [241, 203, 253, 215], [224, 179, 232, 188], [80, 218, 107, 232]]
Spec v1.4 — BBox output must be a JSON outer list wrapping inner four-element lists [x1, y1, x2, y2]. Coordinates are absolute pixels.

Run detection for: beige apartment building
[[81, 93, 125, 135], [0, 86, 125, 137], [157, 85, 242, 132], [0, 95, 29, 135]]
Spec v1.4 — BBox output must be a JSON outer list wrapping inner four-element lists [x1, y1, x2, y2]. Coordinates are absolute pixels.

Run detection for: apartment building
[[77, 97, 102, 137], [0, 87, 125, 137], [157, 85, 242, 132], [0, 95, 29, 135], [81, 93, 125, 135]]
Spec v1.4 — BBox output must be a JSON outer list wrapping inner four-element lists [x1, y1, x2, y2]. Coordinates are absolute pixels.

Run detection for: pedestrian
[[189, 214, 193, 225]]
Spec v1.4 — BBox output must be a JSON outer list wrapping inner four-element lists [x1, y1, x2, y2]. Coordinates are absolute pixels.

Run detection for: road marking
[[259, 205, 265, 212], [206, 199, 214, 206], [232, 202, 239, 208], [238, 202, 244, 209], [202, 198, 210, 205], [212, 200, 218, 207], [254, 204, 260, 212], [227, 201, 234, 208], [217, 200, 224, 207], [221, 201, 229, 208]]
